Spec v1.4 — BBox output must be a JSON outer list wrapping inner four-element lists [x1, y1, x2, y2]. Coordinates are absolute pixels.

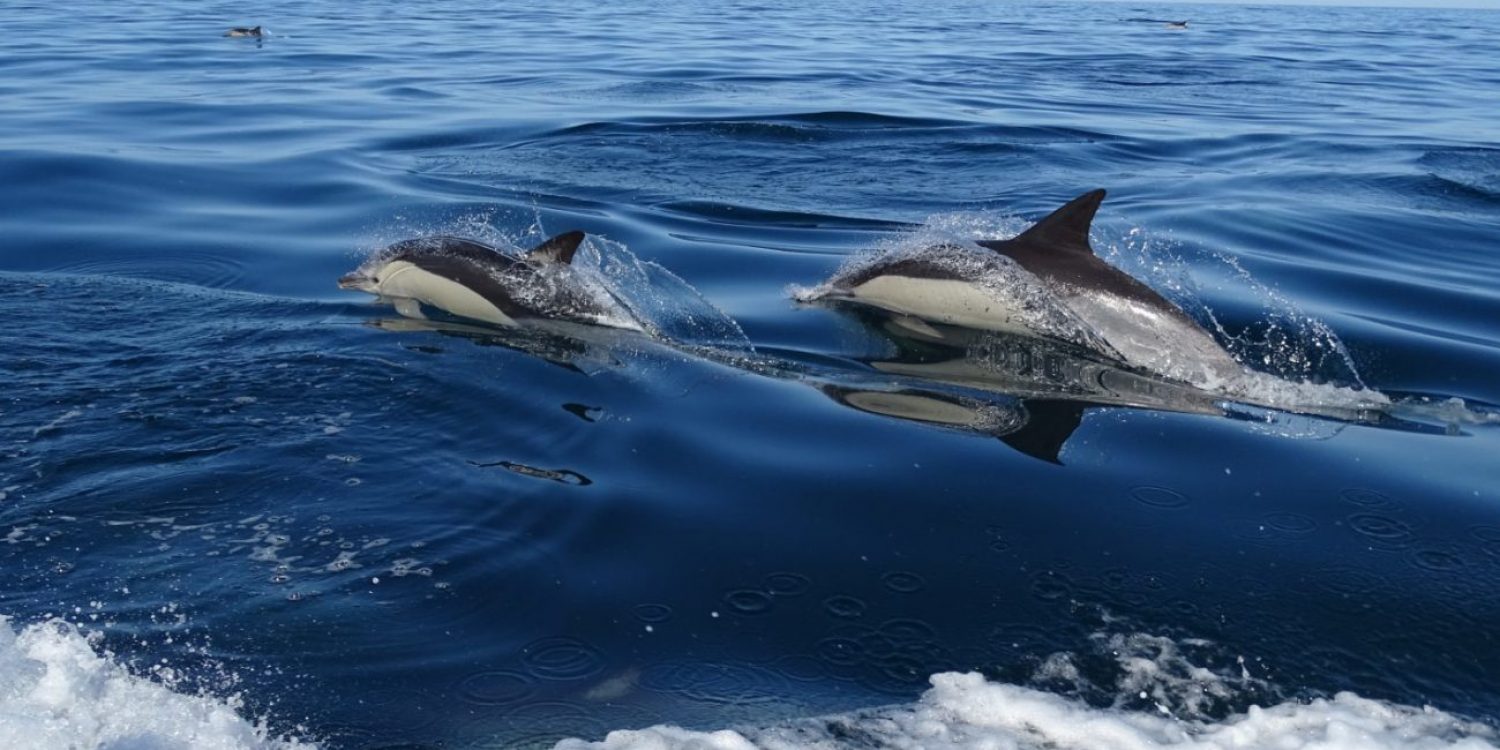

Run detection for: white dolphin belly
[[376, 260, 515, 326], [848, 276, 1036, 335]]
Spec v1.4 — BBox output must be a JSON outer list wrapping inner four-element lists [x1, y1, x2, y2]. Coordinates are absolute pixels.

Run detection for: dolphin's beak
[[338, 272, 368, 291]]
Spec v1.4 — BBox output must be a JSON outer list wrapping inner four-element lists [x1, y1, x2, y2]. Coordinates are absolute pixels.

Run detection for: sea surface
[[2, 0, 1499, 748]]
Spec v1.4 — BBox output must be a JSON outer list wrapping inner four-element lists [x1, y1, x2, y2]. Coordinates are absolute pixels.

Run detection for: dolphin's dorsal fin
[[997, 400, 1086, 465], [1005, 189, 1106, 255], [525, 231, 586, 265]]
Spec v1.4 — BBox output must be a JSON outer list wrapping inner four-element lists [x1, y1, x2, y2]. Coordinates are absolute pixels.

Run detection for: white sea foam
[[0, 616, 314, 750], [559, 671, 1497, 750], [561, 629, 1496, 750]]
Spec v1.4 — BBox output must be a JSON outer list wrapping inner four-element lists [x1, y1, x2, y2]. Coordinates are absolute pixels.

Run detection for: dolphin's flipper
[[393, 298, 426, 320], [997, 399, 1087, 465], [526, 231, 587, 265], [993, 189, 1106, 256]]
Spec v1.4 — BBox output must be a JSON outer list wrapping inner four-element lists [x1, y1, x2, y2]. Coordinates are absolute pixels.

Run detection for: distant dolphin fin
[[525, 231, 586, 265], [997, 400, 1086, 465], [999, 189, 1106, 255]]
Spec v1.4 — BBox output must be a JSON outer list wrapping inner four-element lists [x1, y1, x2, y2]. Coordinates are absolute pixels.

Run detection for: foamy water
[[561, 673, 1498, 750], [0, 617, 313, 750], [560, 630, 1496, 750]]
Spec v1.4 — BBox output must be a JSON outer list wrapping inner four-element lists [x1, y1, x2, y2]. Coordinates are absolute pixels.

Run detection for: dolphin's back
[[978, 190, 1199, 329]]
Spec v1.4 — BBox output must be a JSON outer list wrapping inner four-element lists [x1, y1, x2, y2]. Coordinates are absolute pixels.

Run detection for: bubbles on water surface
[[722, 589, 774, 614], [520, 636, 607, 681], [1263, 511, 1317, 534], [640, 661, 788, 706], [879, 570, 926, 593], [631, 604, 673, 623], [821, 594, 867, 619], [1408, 545, 1468, 573], [1130, 485, 1191, 509], [1347, 513, 1418, 550], [1342, 487, 1399, 509], [758, 571, 809, 596]]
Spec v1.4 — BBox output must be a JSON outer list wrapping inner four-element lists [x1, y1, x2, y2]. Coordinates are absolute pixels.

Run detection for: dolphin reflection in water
[[357, 301, 1448, 466]]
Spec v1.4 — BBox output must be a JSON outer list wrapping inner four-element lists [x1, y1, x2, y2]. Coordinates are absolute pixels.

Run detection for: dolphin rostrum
[[338, 232, 641, 331], [800, 189, 1244, 386]]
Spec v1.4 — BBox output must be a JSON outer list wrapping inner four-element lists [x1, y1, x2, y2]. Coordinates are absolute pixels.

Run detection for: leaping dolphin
[[338, 232, 642, 331], [799, 189, 1245, 386]]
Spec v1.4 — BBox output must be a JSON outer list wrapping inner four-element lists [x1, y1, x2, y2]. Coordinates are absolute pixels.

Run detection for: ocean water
[[2, 0, 1499, 748]]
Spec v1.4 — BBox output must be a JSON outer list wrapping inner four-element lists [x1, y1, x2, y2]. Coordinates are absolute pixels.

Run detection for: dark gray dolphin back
[[385, 232, 582, 267], [386, 236, 517, 267]]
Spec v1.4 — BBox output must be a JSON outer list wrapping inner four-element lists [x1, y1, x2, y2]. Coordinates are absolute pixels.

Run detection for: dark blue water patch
[[385, 112, 1123, 220]]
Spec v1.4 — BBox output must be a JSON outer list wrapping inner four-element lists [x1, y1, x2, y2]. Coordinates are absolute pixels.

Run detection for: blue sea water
[[2, 0, 1500, 747]]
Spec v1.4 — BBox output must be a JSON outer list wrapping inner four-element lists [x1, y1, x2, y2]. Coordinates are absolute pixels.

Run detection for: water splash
[[0, 616, 315, 750], [579, 234, 751, 349]]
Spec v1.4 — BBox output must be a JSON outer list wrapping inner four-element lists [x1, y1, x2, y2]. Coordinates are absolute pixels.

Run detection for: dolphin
[[801, 189, 1244, 386], [338, 232, 641, 331], [224, 26, 263, 37]]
